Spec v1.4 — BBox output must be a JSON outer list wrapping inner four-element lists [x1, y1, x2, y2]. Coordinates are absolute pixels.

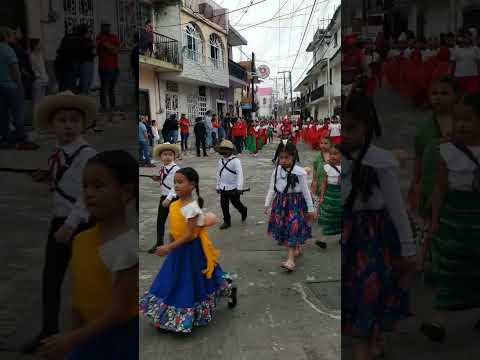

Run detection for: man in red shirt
[[179, 113, 190, 152], [231, 118, 244, 154], [96, 22, 121, 112]]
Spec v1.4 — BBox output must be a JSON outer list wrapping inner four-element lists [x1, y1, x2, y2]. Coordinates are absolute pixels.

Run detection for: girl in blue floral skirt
[[265, 140, 315, 272], [140, 167, 237, 333], [341, 91, 416, 360]]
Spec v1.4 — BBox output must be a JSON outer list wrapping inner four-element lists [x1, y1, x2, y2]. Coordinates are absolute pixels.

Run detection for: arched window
[[209, 33, 224, 69], [184, 23, 202, 63]]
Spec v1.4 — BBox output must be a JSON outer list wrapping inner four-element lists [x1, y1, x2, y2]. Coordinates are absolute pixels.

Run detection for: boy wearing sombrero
[[148, 142, 181, 253], [215, 140, 247, 230], [23, 91, 97, 354]]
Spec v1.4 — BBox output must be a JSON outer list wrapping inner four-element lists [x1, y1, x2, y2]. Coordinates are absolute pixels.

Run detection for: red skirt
[[331, 136, 342, 145]]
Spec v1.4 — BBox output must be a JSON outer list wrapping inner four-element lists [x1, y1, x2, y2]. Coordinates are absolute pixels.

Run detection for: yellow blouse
[[71, 226, 138, 323], [169, 200, 219, 278]]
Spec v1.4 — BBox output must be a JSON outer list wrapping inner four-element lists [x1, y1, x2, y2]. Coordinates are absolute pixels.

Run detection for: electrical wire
[[155, 0, 267, 28], [290, 0, 319, 72], [233, 0, 255, 26]]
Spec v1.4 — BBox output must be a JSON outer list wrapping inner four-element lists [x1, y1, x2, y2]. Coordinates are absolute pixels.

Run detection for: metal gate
[[165, 93, 179, 119], [63, 0, 95, 35]]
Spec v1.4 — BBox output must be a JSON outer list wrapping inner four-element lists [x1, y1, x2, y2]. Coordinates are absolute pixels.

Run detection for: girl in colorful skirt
[[341, 92, 416, 360], [317, 144, 342, 249], [39, 150, 139, 359], [409, 76, 457, 271], [311, 136, 332, 248], [140, 167, 237, 333], [265, 140, 315, 272], [420, 93, 480, 343]]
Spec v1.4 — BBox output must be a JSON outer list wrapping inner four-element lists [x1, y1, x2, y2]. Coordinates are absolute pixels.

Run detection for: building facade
[[0, 0, 139, 113], [295, 6, 341, 120], [139, 0, 247, 126], [256, 87, 274, 118]]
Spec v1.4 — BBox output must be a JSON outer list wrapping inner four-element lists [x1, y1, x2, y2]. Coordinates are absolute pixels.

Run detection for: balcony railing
[[228, 59, 247, 81], [310, 85, 325, 102], [140, 31, 180, 66]]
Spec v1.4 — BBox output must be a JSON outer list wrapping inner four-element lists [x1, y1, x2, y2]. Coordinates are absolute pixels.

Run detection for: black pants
[[156, 195, 171, 246], [41, 217, 92, 334], [99, 68, 119, 111], [220, 190, 247, 226], [233, 136, 243, 154], [196, 135, 207, 156]]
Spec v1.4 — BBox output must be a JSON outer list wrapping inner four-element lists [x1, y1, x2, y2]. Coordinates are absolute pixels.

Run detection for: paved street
[[342, 84, 480, 359], [0, 113, 136, 360], [139, 141, 341, 360]]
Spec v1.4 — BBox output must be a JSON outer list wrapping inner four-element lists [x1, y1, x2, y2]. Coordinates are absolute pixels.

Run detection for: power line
[[233, 0, 254, 26], [155, 0, 267, 28], [236, 1, 330, 32], [290, 0, 319, 72]]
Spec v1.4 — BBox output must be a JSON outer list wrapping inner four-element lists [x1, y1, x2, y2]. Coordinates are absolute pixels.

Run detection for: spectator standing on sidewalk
[[54, 28, 78, 92], [179, 113, 191, 152], [96, 22, 121, 113], [204, 110, 213, 148], [139, 117, 153, 167], [0, 27, 38, 150], [211, 113, 219, 147], [194, 116, 208, 157], [162, 114, 179, 144], [151, 119, 160, 145], [77, 24, 95, 95], [29, 38, 49, 116]]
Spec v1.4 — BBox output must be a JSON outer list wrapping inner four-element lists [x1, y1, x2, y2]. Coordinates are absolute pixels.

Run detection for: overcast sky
[[218, 0, 341, 98]]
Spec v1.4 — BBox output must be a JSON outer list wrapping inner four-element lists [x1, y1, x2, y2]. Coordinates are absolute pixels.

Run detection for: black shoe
[[228, 286, 237, 309], [22, 332, 53, 354], [420, 322, 446, 343], [315, 240, 327, 249], [148, 245, 160, 254], [203, 154, 208, 157], [241, 208, 248, 222], [219, 223, 230, 230]]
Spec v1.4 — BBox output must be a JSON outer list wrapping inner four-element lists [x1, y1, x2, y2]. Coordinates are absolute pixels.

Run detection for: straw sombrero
[[35, 91, 96, 130], [215, 140, 234, 153], [153, 143, 180, 158]]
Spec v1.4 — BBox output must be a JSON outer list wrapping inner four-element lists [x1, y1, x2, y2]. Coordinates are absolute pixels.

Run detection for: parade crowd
[[341, 29, 480, 360]]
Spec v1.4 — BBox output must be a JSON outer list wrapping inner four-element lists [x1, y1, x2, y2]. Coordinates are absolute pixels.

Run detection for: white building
[[294, 6, 341, 120], [0, 0, 139, 117], [256, 87, 274, 118], [139, 0, 247, 126]]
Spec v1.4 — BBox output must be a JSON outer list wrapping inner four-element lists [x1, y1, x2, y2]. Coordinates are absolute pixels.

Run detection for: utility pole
[[251, 52, 256, 121], [279, 70, 293, 115]]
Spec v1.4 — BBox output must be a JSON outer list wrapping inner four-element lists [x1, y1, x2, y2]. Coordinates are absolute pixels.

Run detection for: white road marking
[[293, 282, 341, 320]]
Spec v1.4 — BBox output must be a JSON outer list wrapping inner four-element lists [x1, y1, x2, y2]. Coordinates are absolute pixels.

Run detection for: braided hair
[[176, 167, 204, 208], [341, 91, 382, 209], [274, 140, 300, 194]]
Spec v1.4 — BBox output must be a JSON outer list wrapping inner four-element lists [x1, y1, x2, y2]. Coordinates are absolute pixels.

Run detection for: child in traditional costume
[[140, 167, 237, 333], [265, 140, 315, 272]]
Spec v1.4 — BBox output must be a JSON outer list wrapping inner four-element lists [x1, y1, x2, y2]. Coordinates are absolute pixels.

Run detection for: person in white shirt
[[24, 91, 97, 354], [451, 31, 480, 94], [216, 140, 247, 230], [151, 120, 160, 145], [149, 143, 181, 253], [265, 140, 315, 271], [29, 38, 49, 114]]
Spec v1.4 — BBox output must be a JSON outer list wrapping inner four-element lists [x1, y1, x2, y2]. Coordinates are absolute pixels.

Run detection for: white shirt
[[451, 46, 480, 77], [329, 123, 341, 137], [181, 200, 205, 226], [265, 165, 315, 213], [30, 51, 49, 84], [151, 126, 160, 141], [51, 138, 96, 227], [341, 145, 416, 257], [99, 229, 138, 276], [324, 164, 341, 185], [440, 142, 480, 191], [216, 156, 244, 191], [158, 162, 179, 200]]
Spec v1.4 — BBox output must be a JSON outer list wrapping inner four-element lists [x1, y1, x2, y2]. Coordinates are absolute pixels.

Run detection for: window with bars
[[117, 0, 146, 49], [63, 0, 94, 35], [184, 23, 203, 63], [165, 93, 179, 118], [209, 33, 223, 69], [198, 96, 207, 117]]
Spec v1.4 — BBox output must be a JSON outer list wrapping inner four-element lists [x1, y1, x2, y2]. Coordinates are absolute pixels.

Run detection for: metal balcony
[[140, 31, 180, 66], [228, 59, 247, 81], [310, 85, 325, 102]]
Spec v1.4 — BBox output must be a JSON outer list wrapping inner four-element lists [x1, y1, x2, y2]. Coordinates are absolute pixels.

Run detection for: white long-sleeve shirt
[[50, 138, 97, 228], [216, 155, 244, 191], [158, 162, 179, 200], [265, 165, 315, 213], [341, 145, 416, 257]]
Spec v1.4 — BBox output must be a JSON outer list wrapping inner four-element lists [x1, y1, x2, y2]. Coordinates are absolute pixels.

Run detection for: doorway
[[139, 89, 151, 118], [216, 101, 226, 117]]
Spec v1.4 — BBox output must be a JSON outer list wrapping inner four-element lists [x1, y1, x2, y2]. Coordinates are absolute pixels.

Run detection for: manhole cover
[[306, 281, 340, 310]]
